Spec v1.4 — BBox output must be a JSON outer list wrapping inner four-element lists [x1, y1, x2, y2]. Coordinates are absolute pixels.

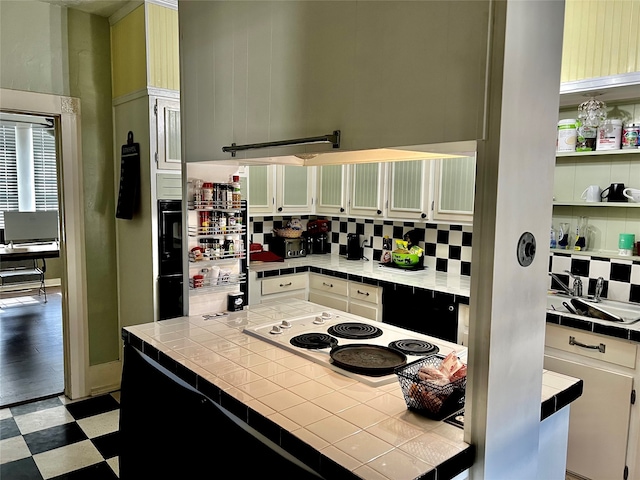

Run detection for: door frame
[[1, 88, 89, 400]]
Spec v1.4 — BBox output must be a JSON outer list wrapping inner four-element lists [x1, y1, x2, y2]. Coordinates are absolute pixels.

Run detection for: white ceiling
[[39, 0, 134, 18]]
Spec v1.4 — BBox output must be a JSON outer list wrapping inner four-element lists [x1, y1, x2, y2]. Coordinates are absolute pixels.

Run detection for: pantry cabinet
[[154, 97, 181, 171]]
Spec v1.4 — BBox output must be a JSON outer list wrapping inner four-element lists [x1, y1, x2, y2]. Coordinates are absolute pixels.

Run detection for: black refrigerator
[[158, 199, 183, 320]]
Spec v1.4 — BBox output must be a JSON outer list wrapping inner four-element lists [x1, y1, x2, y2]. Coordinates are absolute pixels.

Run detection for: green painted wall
[[0, 1, 120, 365], [68, 9, 120, 365]]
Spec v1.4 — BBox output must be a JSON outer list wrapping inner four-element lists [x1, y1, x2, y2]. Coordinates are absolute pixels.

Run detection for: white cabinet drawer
[[545, 324, 637, 369], [309, 291, 349, 312], [261, 274, 308, 296], [349, 282, 381, 305], [309, 274, 349, 297], [349, 302, 380, 322]]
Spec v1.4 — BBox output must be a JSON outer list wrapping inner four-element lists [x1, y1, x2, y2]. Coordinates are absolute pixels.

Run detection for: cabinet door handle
[[357, 290, 370, 296], [421, 213, 427, 218], [322, 282, 333, 288], [280, 282, 292, 287], [569, 335, 606, 353]]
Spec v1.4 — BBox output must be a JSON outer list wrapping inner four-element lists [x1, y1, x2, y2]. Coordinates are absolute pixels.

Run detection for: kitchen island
[[121, 299, 582, 479]]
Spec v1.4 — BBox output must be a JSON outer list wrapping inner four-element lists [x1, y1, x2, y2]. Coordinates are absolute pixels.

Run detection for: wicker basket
[[394, 355, 466, 420], [273, 228, 303, 238]]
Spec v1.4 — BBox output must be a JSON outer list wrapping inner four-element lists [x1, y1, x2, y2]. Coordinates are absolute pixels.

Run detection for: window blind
[[32, 129, 59, 212], [0, 125, 58, 231], [0, 125, 18, 229]]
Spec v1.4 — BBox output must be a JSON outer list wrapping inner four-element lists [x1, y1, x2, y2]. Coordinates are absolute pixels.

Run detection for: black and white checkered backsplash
[[249, 216, 640, 303]]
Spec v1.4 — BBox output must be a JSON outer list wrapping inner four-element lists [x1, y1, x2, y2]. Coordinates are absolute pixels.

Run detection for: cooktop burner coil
[[327, 322, 383, 340], [388, 339, 439, 356], [290, 333, 338, 350]]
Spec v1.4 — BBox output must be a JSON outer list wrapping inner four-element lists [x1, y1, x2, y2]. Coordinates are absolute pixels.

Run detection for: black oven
[[158, 200, 183, 320]]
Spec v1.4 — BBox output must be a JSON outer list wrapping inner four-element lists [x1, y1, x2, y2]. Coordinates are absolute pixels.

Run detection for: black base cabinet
[[382, 284, 459, 343]]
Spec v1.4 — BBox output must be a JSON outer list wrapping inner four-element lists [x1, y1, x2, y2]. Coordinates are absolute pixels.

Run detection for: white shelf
[[556, 149, 640, 159], [550, 248, 639, 261], [553, 201, 640, 207], [189, 273, 247, 293]]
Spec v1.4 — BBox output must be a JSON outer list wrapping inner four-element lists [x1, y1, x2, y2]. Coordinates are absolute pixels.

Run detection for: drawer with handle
[[349, 282, 381, 305], [261, 274, 308, 296], [309, 274, 349, 297], [545, 324, 637, 369]]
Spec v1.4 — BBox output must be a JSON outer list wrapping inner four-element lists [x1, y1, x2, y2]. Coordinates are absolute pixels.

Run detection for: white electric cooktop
[[243, 309, 467, 386]]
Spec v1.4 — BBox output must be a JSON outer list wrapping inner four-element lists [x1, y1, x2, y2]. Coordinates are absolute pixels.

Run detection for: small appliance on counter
[[346, 233, 363, 260], [268, 237, 307, 259], [306, 219, 330, 254]]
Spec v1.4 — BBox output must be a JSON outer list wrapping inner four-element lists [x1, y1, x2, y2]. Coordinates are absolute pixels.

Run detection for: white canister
[[557, 119, 577, 152], [596, 119, 623, 150]]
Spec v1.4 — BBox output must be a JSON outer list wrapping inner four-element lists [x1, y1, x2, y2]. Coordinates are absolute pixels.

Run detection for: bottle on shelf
[[224, 235, 234, 257], [550, 226, 557, 249], [231, 175, 242, 209]]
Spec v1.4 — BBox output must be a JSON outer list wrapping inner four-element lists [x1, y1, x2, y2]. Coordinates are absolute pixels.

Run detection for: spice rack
[[187, 182, 248, 294]]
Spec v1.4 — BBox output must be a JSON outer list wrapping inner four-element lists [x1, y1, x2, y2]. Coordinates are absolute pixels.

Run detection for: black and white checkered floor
[[0, 392, 120, 479]]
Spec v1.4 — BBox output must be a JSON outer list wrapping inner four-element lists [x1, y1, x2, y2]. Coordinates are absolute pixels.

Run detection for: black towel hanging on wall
[[116, 131, 140, 220]]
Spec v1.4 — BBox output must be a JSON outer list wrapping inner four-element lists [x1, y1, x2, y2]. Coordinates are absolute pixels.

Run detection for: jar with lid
[[201, 182, 214, 207]]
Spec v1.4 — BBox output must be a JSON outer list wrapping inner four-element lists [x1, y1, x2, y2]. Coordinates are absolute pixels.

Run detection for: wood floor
[[0, 286, 64, 407]]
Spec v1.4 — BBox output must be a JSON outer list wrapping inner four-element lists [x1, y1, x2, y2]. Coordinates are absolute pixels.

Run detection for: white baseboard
[[88, 360, 122, 396], [0, 278, 61, 293]]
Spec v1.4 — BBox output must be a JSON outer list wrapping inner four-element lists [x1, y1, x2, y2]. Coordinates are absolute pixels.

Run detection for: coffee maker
[[346, 233, 363, 260], [306, 219, 330, 254]]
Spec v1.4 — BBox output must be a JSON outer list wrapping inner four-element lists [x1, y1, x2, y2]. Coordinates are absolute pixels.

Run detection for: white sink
[[547, 293, 640, 325]]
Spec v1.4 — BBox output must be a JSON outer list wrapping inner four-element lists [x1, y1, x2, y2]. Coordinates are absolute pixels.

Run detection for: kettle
[[346, 233, 362, 260]]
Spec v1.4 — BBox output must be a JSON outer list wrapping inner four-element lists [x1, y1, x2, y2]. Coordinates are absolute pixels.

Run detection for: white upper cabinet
[[316, 165, 347, 215], [155, 97, 181, 171], [276, 165, 314, 214], [247, 165, 275, 215], [247, 165, 313, 216], [178, 1, 490, 162], [349, 163, 385, 217], [433, 155, 476, 223], [386, 160, 431, 220]]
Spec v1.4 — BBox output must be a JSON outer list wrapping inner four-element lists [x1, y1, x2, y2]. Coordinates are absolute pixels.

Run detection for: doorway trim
[[1, 88, 89, 400]]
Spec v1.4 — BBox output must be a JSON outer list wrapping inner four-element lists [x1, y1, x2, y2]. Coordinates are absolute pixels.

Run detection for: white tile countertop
[[250, 256, 640, 343], [122, 299, 582, 480], [249, 256, 471, 298]]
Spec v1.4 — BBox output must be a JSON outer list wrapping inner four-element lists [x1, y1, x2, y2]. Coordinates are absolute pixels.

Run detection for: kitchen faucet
[[593, 277, 604, 302], [548, 271, 582, 297]]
